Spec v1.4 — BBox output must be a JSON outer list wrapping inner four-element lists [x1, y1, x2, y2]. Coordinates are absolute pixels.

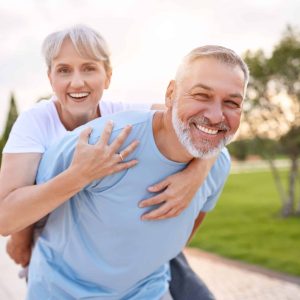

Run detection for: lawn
[[189, 170, 300, 277]]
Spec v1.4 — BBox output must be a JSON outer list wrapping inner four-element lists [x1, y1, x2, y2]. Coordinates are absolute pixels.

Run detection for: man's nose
[[70, 72, 85, 88], [203, 101, 225, 124]]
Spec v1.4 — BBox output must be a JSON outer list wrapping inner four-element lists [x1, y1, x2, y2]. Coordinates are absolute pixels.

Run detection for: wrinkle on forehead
[[176, 59, 245, 98]]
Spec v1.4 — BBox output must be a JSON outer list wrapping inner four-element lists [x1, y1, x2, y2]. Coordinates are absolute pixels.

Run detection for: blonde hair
[[42, 24, 111, 73]]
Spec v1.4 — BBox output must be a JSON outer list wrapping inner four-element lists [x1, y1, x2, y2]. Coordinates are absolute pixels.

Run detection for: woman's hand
[[139, 156, 217, 220], [71, 121, 139, 186], [0, 121, 139, 236], [6, 226, 34, 267]]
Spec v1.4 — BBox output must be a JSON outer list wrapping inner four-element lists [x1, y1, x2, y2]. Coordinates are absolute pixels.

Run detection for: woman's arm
[[6, 226, 34, 267], [0, 124, 138, 235], [139, 156, 217, 220]]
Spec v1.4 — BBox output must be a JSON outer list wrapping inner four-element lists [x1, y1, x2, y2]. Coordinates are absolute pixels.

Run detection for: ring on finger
[[118, 152, 124, 161]]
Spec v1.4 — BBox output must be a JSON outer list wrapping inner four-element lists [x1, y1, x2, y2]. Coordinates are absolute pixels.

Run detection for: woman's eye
[[57, 68, 70, 74], [84, 66, 96, 72]]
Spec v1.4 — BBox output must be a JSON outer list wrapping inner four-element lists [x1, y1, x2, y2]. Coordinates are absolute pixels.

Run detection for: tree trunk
[[295, 160, 300, 215], [266, 157, 288, 207], [282, 157, 298, 217]]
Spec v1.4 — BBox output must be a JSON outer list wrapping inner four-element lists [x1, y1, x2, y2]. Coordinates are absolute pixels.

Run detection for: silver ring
[[119, 152, 124, 161]]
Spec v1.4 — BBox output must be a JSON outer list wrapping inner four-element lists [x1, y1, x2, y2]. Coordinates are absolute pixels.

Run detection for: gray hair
[[176, 45, 249, 87], [42, 24, 111, 73]]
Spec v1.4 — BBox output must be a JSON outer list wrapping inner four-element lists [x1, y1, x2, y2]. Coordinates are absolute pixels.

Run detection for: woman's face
[[48, 39, 111, 119]]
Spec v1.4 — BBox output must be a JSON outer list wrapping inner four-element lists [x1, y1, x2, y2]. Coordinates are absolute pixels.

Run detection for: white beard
[[172, 102, 233, 159]]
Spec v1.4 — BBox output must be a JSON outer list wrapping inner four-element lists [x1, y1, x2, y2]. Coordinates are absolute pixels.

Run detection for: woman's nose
[[70, 72, 85, 88]]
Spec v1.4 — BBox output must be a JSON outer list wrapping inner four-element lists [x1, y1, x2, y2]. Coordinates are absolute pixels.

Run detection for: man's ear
[[165, 80, 176, 108]]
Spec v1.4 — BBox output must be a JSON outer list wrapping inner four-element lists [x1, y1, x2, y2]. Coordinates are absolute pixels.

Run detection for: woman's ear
[[47, 69, 53, 87], [104, 69, 112, 89]]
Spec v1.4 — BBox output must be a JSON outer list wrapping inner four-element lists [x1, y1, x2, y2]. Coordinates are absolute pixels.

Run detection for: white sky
[[1, 0, 300, 134]]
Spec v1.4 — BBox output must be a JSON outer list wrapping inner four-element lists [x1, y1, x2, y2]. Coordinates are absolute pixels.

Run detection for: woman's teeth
[[69, 92, 89, 99]]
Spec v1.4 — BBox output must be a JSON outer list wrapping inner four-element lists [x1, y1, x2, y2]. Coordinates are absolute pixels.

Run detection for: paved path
[[0, 237, 26, 300], [1, 237, 300, 299], [184, 248, 300, 300]]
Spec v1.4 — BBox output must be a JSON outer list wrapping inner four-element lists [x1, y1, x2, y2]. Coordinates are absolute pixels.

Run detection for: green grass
[[189, 171, 300, 277]]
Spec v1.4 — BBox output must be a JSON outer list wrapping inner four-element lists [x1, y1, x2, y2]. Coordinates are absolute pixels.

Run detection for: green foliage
[[279, 126, 300, 158], [0, 93, 19, 164], [270, 26, 300, 97], [190, 171, 300, 277], [228, 138, 280, 161], [227, 140, 249, 161], [243, 25, 300, 216]]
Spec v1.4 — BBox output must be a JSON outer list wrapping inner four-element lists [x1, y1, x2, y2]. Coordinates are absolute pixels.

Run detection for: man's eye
[[225, 100, 240, 108], [194, 93, 209, 99]]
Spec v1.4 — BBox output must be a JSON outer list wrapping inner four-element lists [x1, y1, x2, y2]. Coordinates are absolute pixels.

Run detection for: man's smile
[[195, 124, 218, 135]]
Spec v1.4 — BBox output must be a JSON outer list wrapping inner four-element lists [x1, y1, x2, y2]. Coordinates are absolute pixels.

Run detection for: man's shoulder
[[78, 110, 153, 139], [211, 147, 231, 178]]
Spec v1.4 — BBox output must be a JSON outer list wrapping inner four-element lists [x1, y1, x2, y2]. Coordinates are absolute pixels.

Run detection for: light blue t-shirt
[[27, 110, 230, 300]]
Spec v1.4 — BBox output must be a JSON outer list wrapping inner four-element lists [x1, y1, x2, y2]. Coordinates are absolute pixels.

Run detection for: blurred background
[[0, 0, 299, 299]]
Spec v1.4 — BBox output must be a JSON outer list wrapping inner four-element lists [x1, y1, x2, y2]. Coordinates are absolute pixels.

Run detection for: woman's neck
[[54, 101, 100, 131]]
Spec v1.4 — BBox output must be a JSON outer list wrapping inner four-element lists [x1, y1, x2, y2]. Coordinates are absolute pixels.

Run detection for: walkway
[[184, 248, 300, 300], [1, 237, 300, 299]]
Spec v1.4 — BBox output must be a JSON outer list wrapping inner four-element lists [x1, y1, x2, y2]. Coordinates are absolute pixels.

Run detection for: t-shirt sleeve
[[3, 111, 46, 153], [100, 99, 151, 115], [201, 149, 231, 212], [36, 132, 79, 184]]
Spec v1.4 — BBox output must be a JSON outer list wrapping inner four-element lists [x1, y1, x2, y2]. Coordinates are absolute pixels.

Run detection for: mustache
[[188, 116, 229, 131]]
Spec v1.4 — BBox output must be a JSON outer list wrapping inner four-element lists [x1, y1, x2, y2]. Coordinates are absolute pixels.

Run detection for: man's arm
[[188, 212, 207, 244]]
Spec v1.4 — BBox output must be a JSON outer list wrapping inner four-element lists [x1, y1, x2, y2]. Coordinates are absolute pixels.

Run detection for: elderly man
[[26, 45, 248, 300]]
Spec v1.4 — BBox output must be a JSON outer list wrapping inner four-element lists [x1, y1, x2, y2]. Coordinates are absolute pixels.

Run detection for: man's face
[[168, 57, 245, 159]]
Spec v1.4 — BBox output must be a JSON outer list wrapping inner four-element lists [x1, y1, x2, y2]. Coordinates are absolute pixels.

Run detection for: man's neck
[[152, 111, 193, 163]]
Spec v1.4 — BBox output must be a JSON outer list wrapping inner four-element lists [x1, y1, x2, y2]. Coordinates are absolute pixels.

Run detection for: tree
[[243, 25, 300, 217], [0, 93, 19, 164]]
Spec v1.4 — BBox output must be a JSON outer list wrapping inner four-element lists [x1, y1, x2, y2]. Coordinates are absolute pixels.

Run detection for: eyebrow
[[229, 93, 244, 100], [191, 83, 213, 91], [191, 83, 243, 100], [54, 63, 69, 68], [54, 61, 98, 67]]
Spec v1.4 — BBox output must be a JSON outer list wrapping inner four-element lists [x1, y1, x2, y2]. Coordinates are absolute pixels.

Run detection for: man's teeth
[[196, 124, 218, 135], [69, 92, 89, 98]]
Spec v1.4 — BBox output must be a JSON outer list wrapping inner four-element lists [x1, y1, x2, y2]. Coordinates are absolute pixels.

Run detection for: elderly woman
[[0, 25, 215, 299]]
